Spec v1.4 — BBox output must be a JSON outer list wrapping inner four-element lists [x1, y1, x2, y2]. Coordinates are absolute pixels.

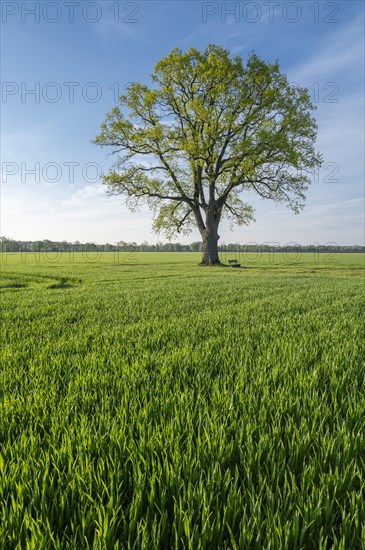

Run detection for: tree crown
[[93, 45, 322, 238]]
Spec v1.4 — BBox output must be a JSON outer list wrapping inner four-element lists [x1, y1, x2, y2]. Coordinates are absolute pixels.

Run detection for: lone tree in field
[[93, 45, 322, 265]]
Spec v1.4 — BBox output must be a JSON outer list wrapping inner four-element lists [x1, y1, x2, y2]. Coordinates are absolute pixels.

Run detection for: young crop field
[[0, 252, 364, 549]]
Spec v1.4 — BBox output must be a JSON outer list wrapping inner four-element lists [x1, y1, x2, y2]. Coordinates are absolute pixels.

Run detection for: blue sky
[[1, 0, 364, 245]]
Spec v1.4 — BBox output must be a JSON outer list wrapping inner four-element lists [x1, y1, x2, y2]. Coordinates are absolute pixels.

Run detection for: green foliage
[[0, 253, 364, 548], [93, 45, 322, 240]]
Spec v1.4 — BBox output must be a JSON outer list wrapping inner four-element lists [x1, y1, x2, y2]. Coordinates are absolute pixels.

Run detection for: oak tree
[[93, 45, 322, 264]]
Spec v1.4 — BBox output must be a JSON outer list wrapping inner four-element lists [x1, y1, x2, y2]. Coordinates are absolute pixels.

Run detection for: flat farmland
[[0, 252, 364, 549]]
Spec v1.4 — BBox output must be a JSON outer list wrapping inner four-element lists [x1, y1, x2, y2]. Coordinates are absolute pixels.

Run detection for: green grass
[[1, 252, 364, 549]]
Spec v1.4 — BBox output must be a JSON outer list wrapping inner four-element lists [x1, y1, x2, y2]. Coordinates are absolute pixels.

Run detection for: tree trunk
[[200, 225, 221, 265]]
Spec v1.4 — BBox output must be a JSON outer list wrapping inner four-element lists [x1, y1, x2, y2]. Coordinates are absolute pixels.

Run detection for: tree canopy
[[93, 45, 322, 264]]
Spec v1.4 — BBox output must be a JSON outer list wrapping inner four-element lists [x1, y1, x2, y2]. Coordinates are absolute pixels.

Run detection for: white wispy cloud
[[61, 183, 105, 207], [288, 11, 364, 83]]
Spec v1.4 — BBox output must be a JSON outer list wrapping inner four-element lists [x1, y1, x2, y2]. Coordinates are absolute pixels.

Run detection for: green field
[[1, 252, 364, 549]]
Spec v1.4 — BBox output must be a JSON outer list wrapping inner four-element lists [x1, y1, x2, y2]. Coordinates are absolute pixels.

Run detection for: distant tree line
[[0, 237, 364, 254]]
